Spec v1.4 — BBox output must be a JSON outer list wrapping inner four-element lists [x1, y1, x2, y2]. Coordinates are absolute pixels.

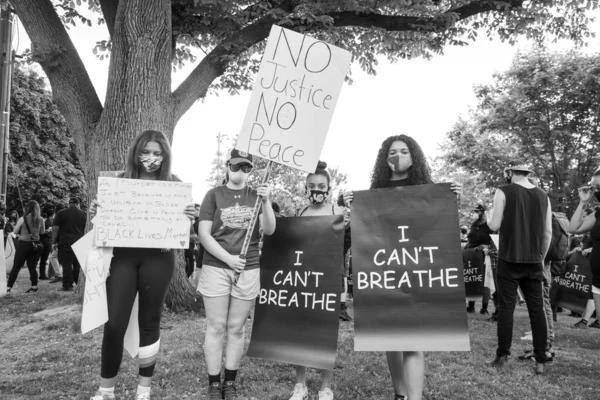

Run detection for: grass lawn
[[1, 272, 599, 400]]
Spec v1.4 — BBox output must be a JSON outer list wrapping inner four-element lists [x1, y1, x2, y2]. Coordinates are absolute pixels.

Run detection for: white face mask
[[139, 154, 163, 173]]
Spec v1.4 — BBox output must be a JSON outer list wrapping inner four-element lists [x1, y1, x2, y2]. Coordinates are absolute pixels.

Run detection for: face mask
[[387, 155, 411, 173], [139, 154, 163, 173], [308, 189, 329, 205]]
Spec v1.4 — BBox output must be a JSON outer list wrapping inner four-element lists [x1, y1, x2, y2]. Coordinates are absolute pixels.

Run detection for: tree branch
[[98, 0, 119, 38], [12, 0, 103, 158]]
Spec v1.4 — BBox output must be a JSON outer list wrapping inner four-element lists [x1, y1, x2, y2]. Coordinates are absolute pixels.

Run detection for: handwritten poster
[[94, 177, 192, 249], [236, 25, 352, 173], [247, 216, 344, 369], [4, 233, 15, 274], [556, 252, 593, 314], [351, 184, 470, 352]]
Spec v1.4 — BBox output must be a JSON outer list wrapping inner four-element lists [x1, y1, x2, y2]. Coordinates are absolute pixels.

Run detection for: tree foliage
[[7, 67, 86, 213], [438, 49, 600, 215]]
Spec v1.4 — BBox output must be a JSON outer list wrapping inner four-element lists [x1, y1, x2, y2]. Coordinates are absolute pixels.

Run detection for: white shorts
[[593, 285, 600, 296], [197, 264, 260, 301]]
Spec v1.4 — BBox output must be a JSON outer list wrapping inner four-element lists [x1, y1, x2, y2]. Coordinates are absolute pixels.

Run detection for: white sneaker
[[90, 392, 115, 400], [318, 388, 334, 400], [289, 383, 308, 400], [520, 331, 533, 341], [135, 392, 151, 400]]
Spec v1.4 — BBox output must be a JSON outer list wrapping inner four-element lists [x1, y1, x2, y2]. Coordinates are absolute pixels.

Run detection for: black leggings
[[7, 241, 41, 288], [101, 247, 175, 379]]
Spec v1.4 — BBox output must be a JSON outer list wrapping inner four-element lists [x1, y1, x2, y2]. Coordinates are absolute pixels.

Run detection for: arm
[[569, 201, 596, 234], [257, 184, 275, 236], [541, 198, 553, 259], [13, 218, 23, 235], [486, 189, 506, 232], [51, 225, 60, 247], [38, 218, 45, 236]]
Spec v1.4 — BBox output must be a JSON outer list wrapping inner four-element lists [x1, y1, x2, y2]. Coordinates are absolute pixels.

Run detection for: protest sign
[[247, 215, 344, 369], [94, 177, 192, 248], [352, 184, 470, 352], [4, 233, 15, 274], [556, 252, 593, 314], [463, 248, 485, 299], [0, 230, 5, 297], [236, 25, 352, 173]]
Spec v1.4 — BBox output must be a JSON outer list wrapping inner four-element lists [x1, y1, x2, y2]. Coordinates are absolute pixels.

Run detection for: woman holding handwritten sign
[[341, 135, 461, 400], [89, 130, 196, 400], [197, 149, 276, 400]]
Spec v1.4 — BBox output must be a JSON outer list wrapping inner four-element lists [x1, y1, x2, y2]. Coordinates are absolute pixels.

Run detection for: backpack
[[545, 212, 569, 262]]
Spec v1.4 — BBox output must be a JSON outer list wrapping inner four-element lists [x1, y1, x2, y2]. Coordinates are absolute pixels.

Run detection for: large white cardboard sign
[[236, 25, 352, 173], [95, 177, 192, 248]]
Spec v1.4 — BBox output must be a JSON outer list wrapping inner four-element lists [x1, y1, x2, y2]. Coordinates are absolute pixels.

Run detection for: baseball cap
[[227, 149, 253, 166], [503, 164, 534, 174], [69, 197, 80, 204]]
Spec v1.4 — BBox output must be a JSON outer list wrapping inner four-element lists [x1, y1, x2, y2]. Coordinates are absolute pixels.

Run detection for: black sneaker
[[480, 309, 489, 316], [207, 382, 222, 400], [49, 277, 62, 284], [518, 350, 535, 361], [573, 319, 589, 329], [590, 320, 600, 329], [340, 305, 352, 322], [394, 394, 407, 400], [222, 381, 237, 400], [489, 355, 509, 367], [466, 307, 475, 313]]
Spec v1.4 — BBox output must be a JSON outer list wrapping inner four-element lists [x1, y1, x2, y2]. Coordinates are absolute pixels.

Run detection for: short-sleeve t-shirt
[[199, 185, 261, 270], [53, 206, 87, 246]]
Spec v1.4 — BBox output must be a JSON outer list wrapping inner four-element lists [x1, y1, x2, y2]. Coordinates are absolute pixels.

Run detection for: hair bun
[[316, 161, 328, 170]]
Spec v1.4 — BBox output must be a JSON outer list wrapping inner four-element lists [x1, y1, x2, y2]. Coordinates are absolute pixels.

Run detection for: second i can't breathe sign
[[236, 25, 352, 173]]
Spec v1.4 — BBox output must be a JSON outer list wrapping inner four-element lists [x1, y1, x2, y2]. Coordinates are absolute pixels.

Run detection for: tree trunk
[[165, 250, 204, 313]]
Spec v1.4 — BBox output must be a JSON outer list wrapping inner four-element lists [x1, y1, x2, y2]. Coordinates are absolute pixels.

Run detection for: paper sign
[[4, 234, 15, 274], [95, 177, 192, 248], [236, 25, 352, 173], [352, 184, 470, 352], [556, 252, 593, 314], [490, 234, 499, 251], [0, 230, 6, 297], [247, 216, 344, 370], [463, 248, 485, 299]]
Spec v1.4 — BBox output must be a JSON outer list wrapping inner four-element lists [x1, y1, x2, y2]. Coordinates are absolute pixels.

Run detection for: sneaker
[[90, 392, 115, 400], [520, 332, 533, 341], [466, 307, 475, 313], [207, 382, 222, 400], [289, 383, 308, 400], [58, 287, 73, 292], [135, 392, 150, 400], [573, 319, 589, 329], [590, 320, 600, 329], [480, 309, 489, 316], [489, 355, 509, 367], [339, 307, 352, 322], [39, 276, 49, 280], [49, 276, 63, 284], [518, 350, 535, 361], [223, 381, 237, 400], [394, 395, 407, 400], [318, 388, 334, 400]]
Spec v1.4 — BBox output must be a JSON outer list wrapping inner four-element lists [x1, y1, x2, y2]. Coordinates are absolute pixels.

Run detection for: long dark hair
[[122, 130, 173, 181], [370, 134, 433, 189], [24, 200, 40, 230]]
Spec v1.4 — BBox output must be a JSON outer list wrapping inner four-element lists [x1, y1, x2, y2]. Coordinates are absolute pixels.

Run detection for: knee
[[206, 319, 226, 338], [226, 322, 245, 339]]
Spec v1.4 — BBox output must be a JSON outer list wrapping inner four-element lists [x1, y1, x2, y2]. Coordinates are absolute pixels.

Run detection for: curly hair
[[369, 134, 433, 189]]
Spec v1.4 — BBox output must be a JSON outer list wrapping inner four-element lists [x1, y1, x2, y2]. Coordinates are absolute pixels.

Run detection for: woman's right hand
[[89, 199, 100, 218], [578, 186, 593, 204], [226, 254, 246, 273], [342, 190, 354, 207]]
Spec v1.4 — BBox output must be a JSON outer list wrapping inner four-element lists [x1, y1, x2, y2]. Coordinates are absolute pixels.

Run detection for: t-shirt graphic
[[220, 203, 254, 230], [200, 185, 262, 270]]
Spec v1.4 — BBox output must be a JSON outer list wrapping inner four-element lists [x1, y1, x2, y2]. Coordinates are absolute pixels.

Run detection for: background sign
[[236, 25, 352, 173], [463, 248, 485, 299], [95, 177, 192, 248], [352, 184, 470, 352], [247, 215, 344, 369], [556, 252, 593, 314]]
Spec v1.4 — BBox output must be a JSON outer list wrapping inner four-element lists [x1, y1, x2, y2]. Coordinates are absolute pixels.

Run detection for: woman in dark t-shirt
[[341, 135, 461, 400]]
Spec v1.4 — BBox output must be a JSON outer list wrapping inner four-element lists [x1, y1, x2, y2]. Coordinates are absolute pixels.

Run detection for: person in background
[[460, 225, 469, 248], [465, 204, 494, 315], [487, 164, 551, 375], [6, 200, 45, 294], [38, 203, 56, 281], [0, 201, 9, 244], [341, 134, 462, 400], [571, 235, 599, 328], [52, 197, 87, 292]]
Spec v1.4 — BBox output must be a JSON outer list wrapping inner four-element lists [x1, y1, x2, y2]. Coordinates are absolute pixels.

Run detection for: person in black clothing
[[466, 204, 494, 315], [52, 197, 87, 291], [569, 170, 600, 333], [0, 201, 8, 245], [38, 203, 56, 280], [487, 164, 552, 374]]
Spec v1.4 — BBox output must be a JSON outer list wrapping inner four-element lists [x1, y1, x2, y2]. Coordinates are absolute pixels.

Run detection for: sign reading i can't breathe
[[351, 184, 471, 352], [94, 177, 192, 249], [556, 252, 593, 314], [236, 25, 352, 173], [247, 215, 344, 370]]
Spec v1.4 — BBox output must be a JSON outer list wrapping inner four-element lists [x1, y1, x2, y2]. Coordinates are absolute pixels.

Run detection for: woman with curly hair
[[341, 134, 461, 400]]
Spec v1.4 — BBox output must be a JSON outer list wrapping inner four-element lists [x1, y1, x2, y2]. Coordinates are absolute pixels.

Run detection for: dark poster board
[[352, 184, 470, 352], [556, 252, 593, 314], [463, 248, 485, 298], [247, 215, 344, 369]]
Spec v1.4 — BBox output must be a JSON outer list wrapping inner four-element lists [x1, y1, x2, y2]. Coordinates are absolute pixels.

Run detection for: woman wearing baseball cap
[[197, 148, 276, 400]]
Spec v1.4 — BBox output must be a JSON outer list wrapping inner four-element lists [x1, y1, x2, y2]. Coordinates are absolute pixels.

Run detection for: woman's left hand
[[450, 182, 463, 199], [257, 184, 271, 203], [184, 203, 197, 221]]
